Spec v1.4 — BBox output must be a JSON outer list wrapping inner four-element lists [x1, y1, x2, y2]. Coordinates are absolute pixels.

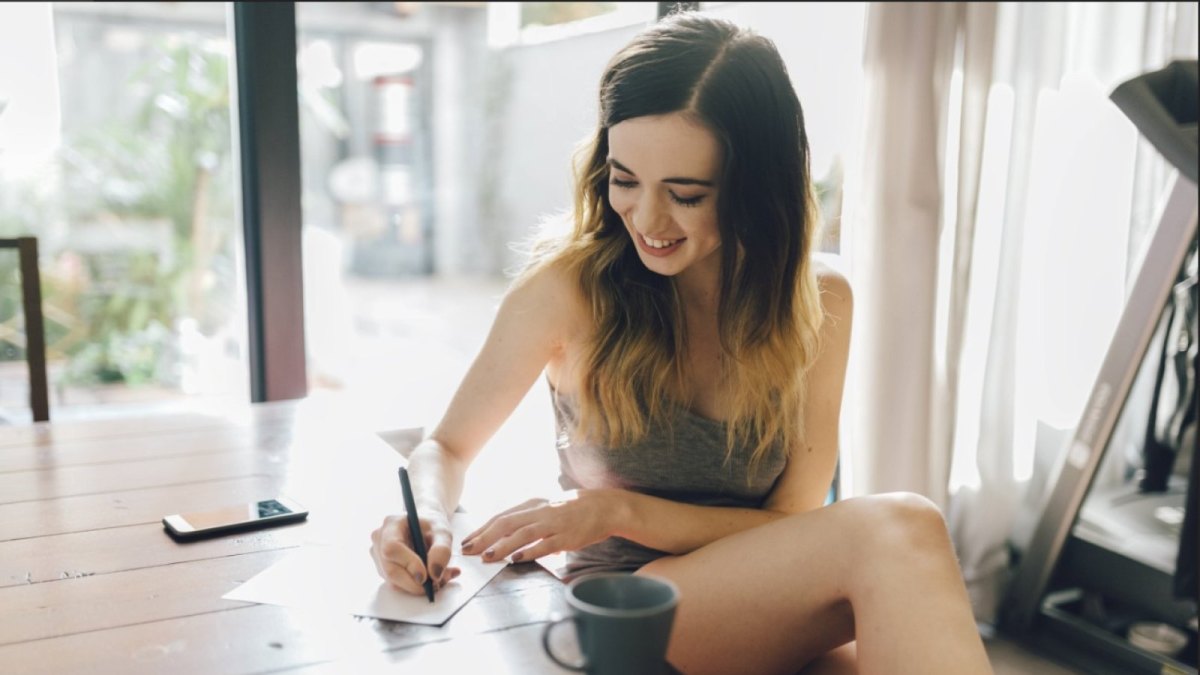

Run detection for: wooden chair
[[0, 237, 49, 422]]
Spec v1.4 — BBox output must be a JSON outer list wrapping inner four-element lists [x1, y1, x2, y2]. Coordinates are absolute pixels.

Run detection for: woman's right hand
[[370, 510, 460, 595]]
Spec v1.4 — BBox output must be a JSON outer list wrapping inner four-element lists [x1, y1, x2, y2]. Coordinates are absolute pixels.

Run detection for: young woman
[[370, 12, 993, 675]]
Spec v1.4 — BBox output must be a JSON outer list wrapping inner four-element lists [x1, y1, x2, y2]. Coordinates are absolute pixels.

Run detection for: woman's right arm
[[370, 261, 578, 593]]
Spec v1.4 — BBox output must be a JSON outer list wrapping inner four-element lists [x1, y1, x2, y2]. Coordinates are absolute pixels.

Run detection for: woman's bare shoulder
[[504, 257, 590, 341], [811, 255, 852, 316]]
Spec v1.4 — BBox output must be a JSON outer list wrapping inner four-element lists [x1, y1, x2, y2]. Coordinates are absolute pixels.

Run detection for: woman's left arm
[[465, 267, 853, 560], [760, 263, 854, 514]]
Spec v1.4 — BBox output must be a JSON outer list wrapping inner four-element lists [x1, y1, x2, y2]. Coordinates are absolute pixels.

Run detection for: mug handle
[[542, 616, 587, 671]]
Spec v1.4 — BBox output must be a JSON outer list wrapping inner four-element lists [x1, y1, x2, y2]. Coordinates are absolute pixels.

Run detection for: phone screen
[[175, 499, 297, 531]]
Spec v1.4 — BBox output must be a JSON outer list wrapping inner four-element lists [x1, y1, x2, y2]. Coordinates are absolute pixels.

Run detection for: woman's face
[[606, 113, 723, 281]]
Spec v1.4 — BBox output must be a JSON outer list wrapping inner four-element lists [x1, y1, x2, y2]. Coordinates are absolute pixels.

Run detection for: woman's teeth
[[645, 236, 679, 249]]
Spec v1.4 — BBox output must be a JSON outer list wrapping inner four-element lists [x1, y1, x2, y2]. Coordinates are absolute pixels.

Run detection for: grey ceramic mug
[[542, 572, 680, 675]]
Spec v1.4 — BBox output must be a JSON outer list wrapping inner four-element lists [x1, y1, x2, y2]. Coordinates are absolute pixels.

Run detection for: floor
[[982, 629, 1089, 674]]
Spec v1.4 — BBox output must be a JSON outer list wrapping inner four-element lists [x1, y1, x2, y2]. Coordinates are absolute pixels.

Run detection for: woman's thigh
[[636, 499, 873, 675]]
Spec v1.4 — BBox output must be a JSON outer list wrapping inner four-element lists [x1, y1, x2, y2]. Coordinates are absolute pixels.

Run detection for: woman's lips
[[636, 232, 686, 257]]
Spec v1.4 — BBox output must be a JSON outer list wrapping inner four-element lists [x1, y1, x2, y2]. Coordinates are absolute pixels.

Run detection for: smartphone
[[162, 497, 309, 542]]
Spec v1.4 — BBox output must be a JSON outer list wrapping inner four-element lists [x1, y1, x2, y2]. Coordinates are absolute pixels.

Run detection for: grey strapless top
[[550, 383, 788, 579]]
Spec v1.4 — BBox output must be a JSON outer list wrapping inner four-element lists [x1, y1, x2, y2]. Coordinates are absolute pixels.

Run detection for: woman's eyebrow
[[607, 157, 714, 187]]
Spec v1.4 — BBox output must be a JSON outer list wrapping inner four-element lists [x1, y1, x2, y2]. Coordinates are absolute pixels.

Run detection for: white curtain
[[843, 1, 1199, 624], [842, 2, 960, 509]]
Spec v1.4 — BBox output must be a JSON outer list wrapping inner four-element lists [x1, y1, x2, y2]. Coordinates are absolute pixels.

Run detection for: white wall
[[477, 23, 645, 274], [463, 3, 867, 276]]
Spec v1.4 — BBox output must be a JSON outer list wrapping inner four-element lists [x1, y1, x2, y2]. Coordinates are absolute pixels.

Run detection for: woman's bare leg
[[636, 492, 991, 675]]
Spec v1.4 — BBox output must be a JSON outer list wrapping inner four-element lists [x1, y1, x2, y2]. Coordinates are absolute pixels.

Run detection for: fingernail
[[512, 551, 523, 562], [484, 549, 494, 559], [411, 569, 424, 584], [431, 564, 444, 578], [461, 540, 474, 552]]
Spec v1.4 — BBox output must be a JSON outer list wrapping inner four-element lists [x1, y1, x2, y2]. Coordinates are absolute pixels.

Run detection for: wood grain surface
[[0, 400, 576, 674]]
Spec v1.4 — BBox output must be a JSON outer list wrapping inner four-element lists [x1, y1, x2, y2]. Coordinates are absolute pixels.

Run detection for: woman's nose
[[633, 192, 667, 233]]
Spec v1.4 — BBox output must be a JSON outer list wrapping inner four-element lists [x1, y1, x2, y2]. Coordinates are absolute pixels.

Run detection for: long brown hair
[[523, 12, 824, 470]]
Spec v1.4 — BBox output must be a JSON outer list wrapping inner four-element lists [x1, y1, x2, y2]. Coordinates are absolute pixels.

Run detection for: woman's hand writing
[[370, 509, 461, 595], [460, 489, 626, 563]]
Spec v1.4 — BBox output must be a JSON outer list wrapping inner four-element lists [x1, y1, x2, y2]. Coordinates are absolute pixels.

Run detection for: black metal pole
[[230, 2, 308, 403]]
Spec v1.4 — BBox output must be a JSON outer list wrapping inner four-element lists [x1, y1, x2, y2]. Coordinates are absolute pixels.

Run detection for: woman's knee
[[878, 492, 950, 554], [845, 492, 954, 558]]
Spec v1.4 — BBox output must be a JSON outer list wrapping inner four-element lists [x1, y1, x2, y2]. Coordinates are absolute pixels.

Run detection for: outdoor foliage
[[0, 33, 236, 389]]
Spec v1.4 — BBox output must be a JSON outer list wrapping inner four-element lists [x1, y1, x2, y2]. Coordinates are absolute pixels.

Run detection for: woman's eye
[[609, 177, 704, 207], [670, 192, 705, 208]]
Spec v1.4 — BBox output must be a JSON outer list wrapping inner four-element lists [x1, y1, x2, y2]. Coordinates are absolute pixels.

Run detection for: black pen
[[399, 466, 436, 603]]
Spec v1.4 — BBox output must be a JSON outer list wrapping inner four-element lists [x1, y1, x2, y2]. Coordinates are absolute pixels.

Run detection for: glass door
[[0, 2, 248, 421]]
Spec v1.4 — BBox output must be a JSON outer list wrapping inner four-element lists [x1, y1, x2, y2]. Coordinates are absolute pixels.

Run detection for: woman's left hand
[[460, 489, 626, 563]]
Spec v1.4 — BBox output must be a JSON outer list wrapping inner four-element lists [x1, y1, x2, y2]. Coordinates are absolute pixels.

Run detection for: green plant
[[51, 33, 236, 387]]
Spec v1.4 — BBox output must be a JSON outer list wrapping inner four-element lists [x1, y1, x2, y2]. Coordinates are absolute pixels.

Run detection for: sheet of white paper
[[224, 519, 507, 626], [536, 551, 571, 580]]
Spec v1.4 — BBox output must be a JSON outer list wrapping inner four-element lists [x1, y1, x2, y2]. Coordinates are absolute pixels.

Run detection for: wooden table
[[0, 399, 578, 674]]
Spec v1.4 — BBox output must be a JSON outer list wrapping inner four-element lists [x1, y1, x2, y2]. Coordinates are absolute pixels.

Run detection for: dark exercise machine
[[1000, 60, 1198, 675]]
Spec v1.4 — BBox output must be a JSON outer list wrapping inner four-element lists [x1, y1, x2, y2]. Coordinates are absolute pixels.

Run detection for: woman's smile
[[636, 232, 687, 256]]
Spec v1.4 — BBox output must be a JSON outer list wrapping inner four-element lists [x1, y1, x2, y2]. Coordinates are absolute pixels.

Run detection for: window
[[488, 2, 656, 47], [522, 2, 619, 28], [0, 2, 248, 420]]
